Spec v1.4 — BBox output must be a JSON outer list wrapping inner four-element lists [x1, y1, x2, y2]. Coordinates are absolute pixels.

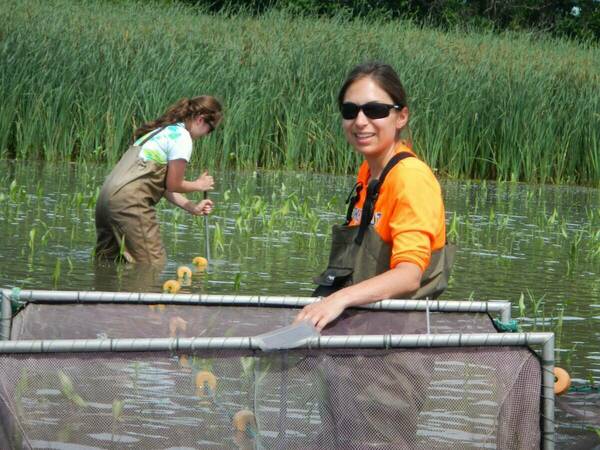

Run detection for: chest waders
[[95, 128, 169, 263], [313, 152, 456, 299]]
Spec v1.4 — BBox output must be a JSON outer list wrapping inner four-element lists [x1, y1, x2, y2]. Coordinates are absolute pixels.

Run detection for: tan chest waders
[[95, 128, 169, 263], [314, 152, 456, 299]]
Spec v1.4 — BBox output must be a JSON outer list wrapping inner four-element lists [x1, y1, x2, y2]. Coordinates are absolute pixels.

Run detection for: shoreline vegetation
[[1, 0, 599, 186]]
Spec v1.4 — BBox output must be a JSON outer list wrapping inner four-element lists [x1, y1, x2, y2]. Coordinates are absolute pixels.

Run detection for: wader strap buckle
[[354, 151, 414, 246], [344, 182, 363, 225]]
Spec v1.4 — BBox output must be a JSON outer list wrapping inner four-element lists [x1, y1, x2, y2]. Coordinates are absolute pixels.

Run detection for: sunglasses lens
[[341, 103, 359, 120], [341, 102, 395, 120], [363, 103, 390, 119]]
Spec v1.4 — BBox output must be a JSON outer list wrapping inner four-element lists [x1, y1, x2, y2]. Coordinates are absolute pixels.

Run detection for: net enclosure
[[0, 289, 555, 450]]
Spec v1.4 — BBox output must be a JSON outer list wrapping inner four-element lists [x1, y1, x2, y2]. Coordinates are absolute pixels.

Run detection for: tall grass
[[1, 0, 599, 185]]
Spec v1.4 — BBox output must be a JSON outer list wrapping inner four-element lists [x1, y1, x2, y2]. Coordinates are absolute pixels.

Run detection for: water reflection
[[93, 260, 165, 293]]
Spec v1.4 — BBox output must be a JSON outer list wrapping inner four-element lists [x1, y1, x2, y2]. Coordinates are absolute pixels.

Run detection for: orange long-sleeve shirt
[[348, 144, 446, 272]]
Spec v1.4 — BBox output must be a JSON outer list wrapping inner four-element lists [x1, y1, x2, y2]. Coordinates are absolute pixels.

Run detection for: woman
[[296, 62, 454, 331], [95, 96, 222, 264]]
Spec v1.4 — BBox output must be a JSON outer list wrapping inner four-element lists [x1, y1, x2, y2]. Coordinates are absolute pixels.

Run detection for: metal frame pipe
[[541, 333, 555, 450], [0, 332, 552, 352], [1, 290, 11, 341], [0, 331, 553, 449], [1, 289, 511, 321]]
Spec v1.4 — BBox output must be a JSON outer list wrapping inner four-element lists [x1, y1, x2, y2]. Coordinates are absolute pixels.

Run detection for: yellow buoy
[[149, 304, 166, 312], [178, 354, 190, 368], [169, 316, 188, 337], [193, 256, 208, 270], [195, 370, 217, 397], [163, 279, 181, 294], [554, 367, 571, 396], [177, 265, 192, 280], [232, 409, 257, 433]]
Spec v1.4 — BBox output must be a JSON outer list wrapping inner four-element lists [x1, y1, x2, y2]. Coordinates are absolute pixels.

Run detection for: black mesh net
[[0, 303, 542, 449]]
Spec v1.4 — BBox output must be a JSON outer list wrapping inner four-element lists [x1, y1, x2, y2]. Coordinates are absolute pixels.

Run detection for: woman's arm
[[294, 262, 422, 331], [166, 159, 214, 193], [164, 191, 213, 215]]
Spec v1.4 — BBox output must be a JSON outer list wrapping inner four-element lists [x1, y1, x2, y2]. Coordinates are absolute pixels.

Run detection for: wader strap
[[137, 126, 166, 147], [355, 151, 413, 245]]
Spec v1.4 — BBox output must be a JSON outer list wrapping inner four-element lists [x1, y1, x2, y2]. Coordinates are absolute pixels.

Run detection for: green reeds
[[1, 0, 599, 185]]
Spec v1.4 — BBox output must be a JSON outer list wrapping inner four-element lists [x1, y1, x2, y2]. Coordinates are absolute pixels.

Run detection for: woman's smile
[[353, 131, 376, 144]]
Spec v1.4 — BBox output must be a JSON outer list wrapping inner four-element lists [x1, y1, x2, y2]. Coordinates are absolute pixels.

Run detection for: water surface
[[0, 160, 598, 446]]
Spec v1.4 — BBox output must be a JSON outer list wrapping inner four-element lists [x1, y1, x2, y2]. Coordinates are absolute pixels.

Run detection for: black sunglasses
[[206, 120, 215, 133], [341, 102, 401, 120]]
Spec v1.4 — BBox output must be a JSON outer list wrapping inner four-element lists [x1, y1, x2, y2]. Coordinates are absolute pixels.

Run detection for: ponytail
[[134, 96, 223, 141]]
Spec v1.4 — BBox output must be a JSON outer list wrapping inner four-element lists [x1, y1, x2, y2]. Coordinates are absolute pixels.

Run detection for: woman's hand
[[294, 296, 347, 331], [294, 263, 423, 331], [187, 199, 213, 216], [195, 171, 214, 191]]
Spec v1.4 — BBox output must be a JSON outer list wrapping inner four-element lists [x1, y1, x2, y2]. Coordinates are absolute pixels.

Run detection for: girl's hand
[[294, 296, 346, 331], [195, 171, 214, 191], [188, 199, 214, 216]]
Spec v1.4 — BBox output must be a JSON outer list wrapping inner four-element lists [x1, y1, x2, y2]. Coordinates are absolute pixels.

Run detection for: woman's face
[[341, 76, 408, 159], [187, 115, 214, 140]]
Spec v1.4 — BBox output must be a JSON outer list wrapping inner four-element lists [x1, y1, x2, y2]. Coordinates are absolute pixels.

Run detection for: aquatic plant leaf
[[240, 356, 254, 378], [112, 399, 124, 420], [58, 371, 87, 407]]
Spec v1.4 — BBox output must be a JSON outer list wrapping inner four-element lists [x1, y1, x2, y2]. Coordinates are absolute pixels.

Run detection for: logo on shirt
[[352, 208, 382, 225]]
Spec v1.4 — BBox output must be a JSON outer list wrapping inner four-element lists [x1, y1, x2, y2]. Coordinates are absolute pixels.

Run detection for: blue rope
[[493, 318, 520, 332], [10, 287, 25, 314], [568, 384, 600, 393]]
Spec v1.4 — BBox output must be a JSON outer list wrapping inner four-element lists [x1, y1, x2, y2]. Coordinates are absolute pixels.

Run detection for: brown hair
[[134, 96, 223, 141], [338, 62, 411, 144]]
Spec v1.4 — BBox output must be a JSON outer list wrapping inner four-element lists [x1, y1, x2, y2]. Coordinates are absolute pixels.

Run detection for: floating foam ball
[[193, 256, 208, 270], [233, 409, 257, 433], [554, 367, 571, 396], [177, 265, 192, 280], [169, 316, 188, 337], [195, 370, 217, 397], [178, 355, 190, 368], [163, 279, 181, 294]]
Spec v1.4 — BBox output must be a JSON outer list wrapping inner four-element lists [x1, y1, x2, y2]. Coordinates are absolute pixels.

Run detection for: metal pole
[[425, 299, 431, 334], [499, 301, 512, 323], [0, 289, 511, 316], [0, 332, 553, 353], [203, 191, 211, 262], [541, 334, 555, 450], [1, 291, 11, 341]]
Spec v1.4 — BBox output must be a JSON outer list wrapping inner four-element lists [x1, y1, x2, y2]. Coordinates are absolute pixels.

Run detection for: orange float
[[149, 304, 166, 312], [193, 256, 208, 271], [178, 354, 190, 368], [177, 265, 192, 281], [195, 370, 217, 397], [554, 367, 571, 395], [162, 279, 181, 294], [232, 409, 257, 434], [169, 316, 188, 337]]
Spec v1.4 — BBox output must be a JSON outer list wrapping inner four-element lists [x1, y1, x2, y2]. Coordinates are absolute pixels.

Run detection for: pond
[[0, 159, 599, 447]]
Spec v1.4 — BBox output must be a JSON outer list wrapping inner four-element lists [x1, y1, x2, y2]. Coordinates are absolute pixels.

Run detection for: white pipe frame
[[0, 289, 551, 449], [1, 288, 512, 320]]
